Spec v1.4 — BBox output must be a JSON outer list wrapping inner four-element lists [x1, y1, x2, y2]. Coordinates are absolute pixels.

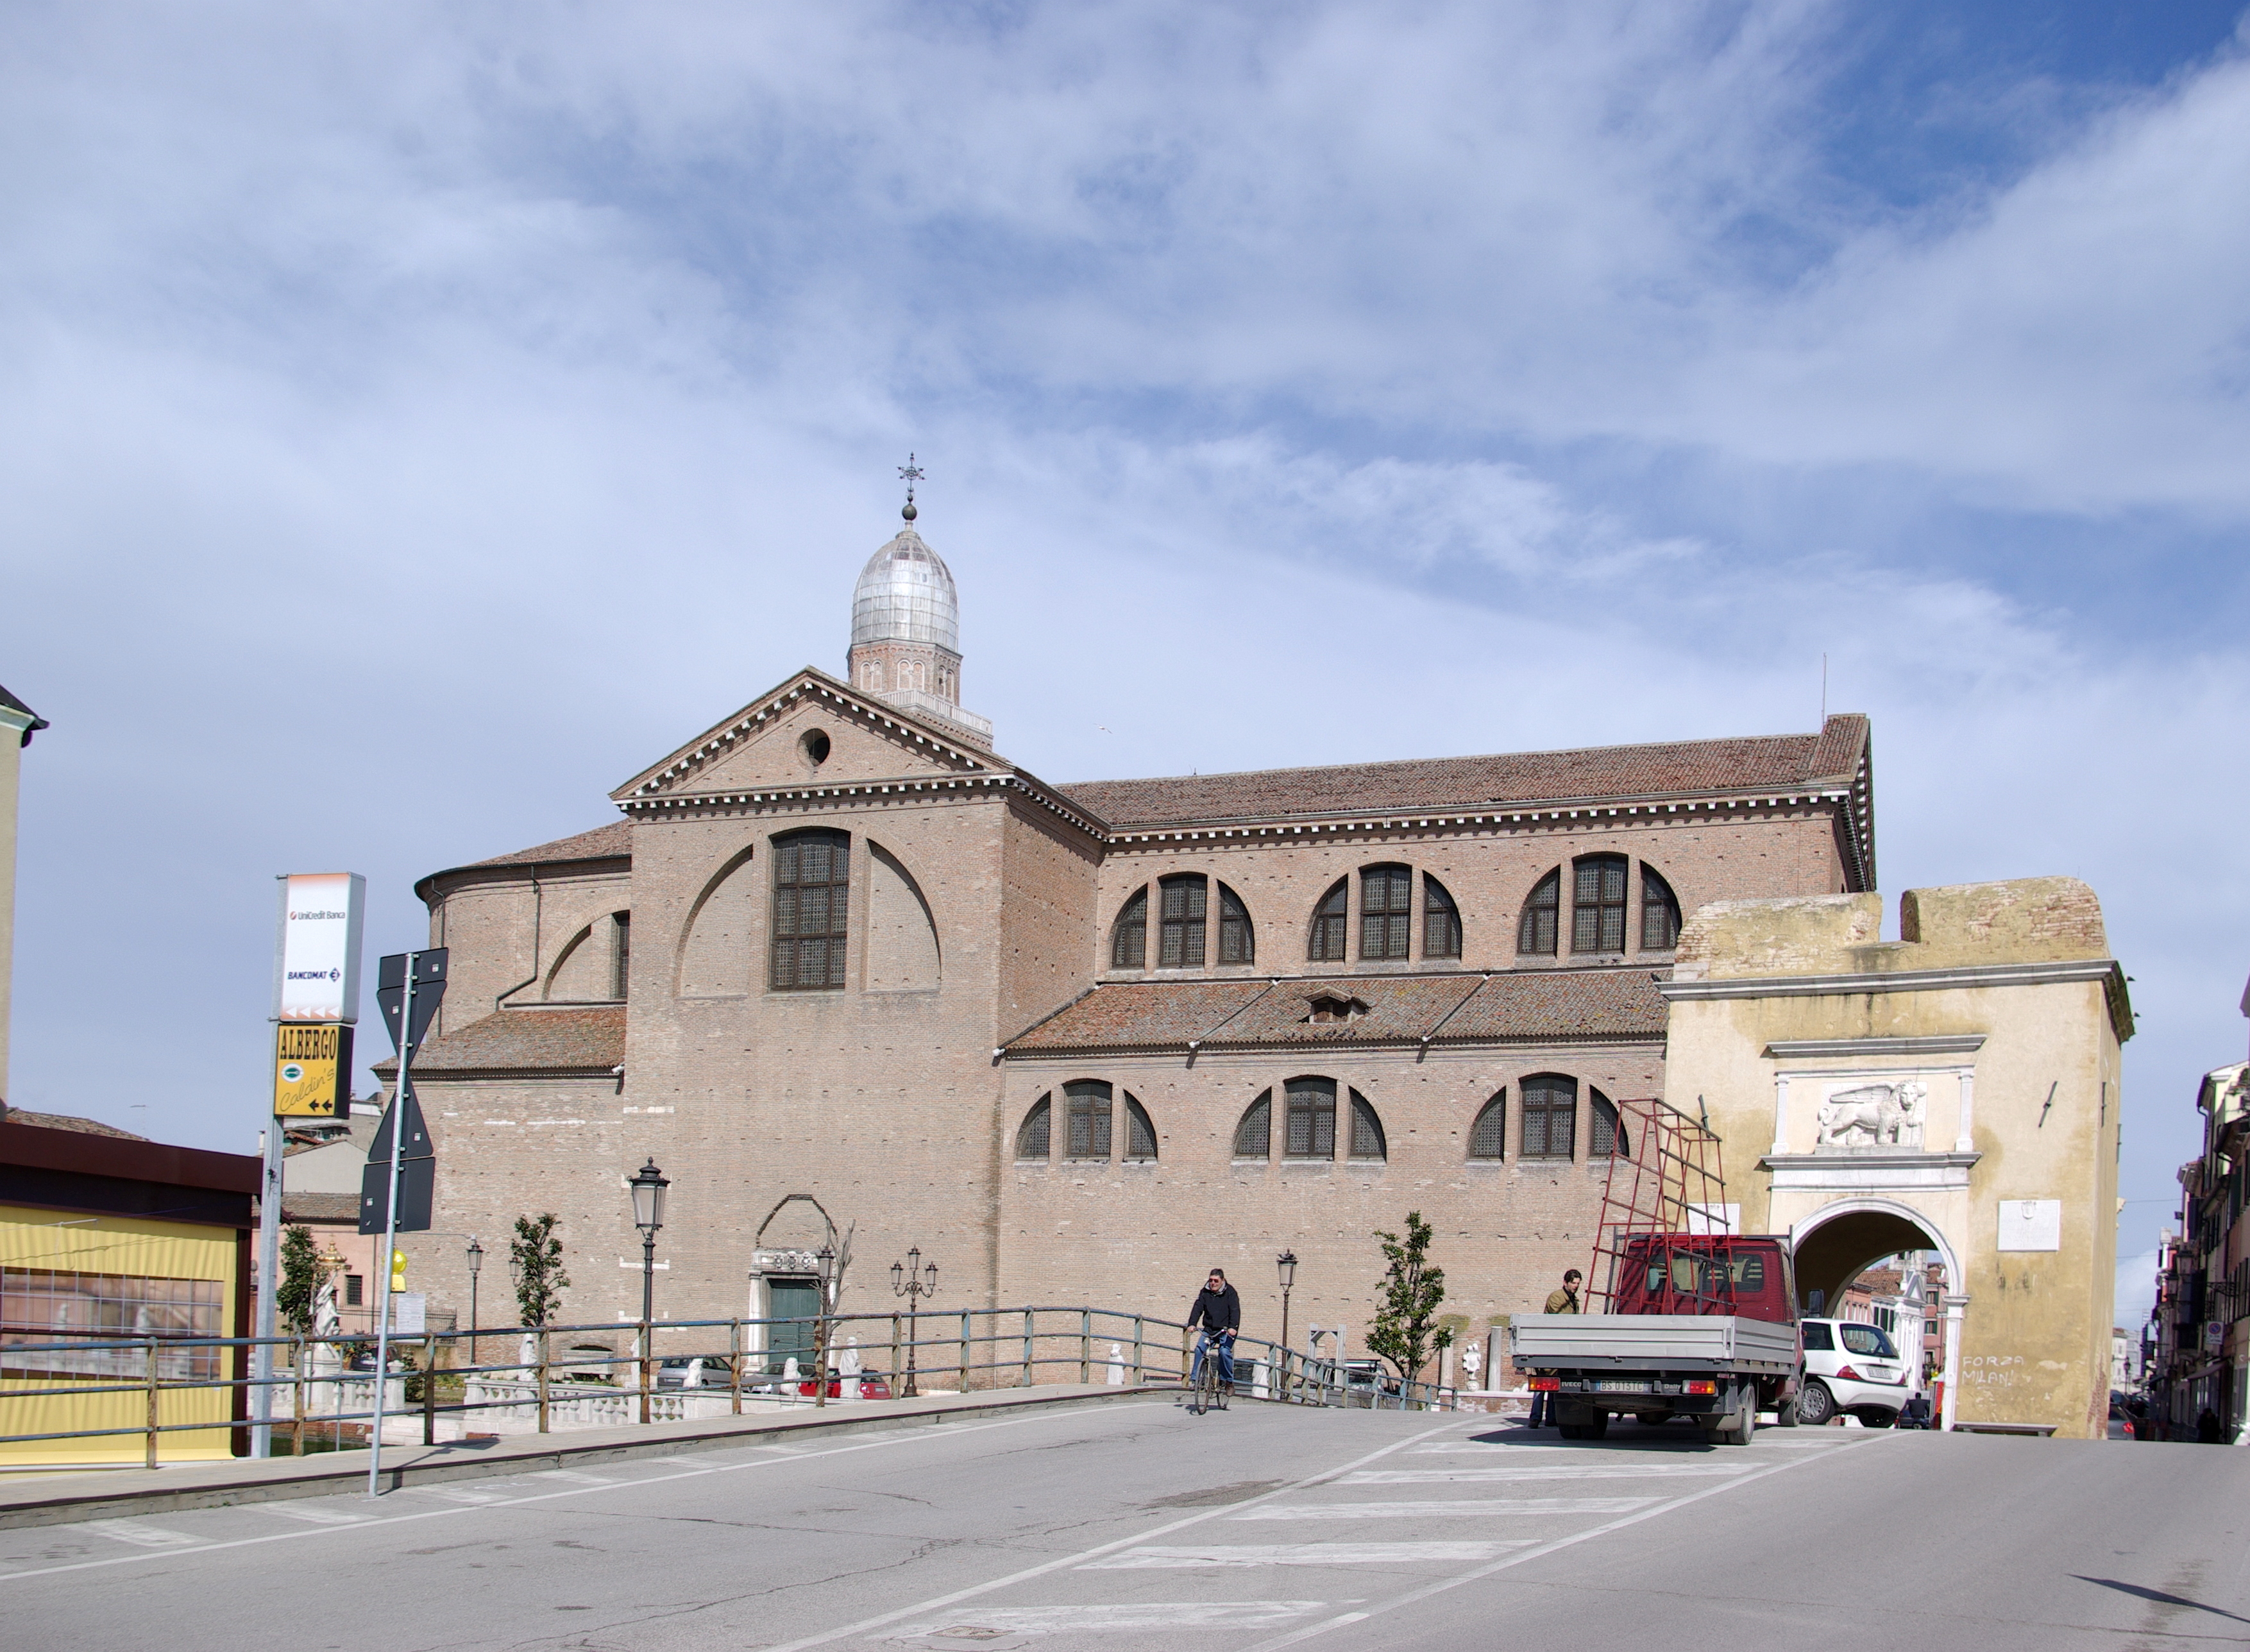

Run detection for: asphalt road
[[6, 1397, 2246, 1651]]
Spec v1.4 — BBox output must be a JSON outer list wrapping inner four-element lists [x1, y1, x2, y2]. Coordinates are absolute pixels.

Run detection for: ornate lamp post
[[464, 1238, 484, 1366], [890, 1248, 940, 1397], [1277, 1251, 1298, 1400], [629, 1158, 669, 1424]]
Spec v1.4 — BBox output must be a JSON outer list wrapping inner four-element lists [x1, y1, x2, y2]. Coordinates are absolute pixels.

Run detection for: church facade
[[396, 505, 1877, 1364]]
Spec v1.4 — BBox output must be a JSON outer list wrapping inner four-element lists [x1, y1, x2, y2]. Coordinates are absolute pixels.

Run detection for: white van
[[1797, 1317, 1913, 1424]]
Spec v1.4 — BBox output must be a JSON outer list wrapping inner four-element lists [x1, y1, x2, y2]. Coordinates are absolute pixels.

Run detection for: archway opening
[[1793, 1209, 1940, 1312]]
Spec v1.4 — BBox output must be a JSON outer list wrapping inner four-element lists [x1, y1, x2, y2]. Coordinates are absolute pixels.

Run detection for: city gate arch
[[1790, 1197, 1965, 1428]]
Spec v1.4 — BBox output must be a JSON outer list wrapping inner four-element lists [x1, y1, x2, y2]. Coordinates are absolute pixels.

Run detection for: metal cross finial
[[898, 454, 924, 521]]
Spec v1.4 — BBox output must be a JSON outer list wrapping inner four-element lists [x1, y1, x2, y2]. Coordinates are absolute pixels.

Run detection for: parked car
[[559, 1343, 623, 1384], [656, 1355, 736, 1390], [1341, 1360, 1402, 1403], [796, 1370, 893, 1399], [1797, 1318, 1911, 1424]]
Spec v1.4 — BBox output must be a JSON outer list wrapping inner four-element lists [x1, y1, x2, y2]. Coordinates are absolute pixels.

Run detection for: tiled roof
[[375, 1006, 627, 1076], [1058, 716, 1870, 830], [470, 822, 631, 869], [1004, 969, 1668, 1054], [0, 1104, 146, 1140], [279, 1192, 360, 1224]]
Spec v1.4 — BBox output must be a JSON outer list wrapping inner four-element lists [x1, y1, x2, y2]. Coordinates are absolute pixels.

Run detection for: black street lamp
[[629, 1158, 669, 1424], [1277, 1251, 1298, 1400], [465, 1238, 484, 1367], [890, 1248, 940, 1397]]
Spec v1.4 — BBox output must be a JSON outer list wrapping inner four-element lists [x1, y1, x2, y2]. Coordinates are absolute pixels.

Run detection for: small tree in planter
[[1367, 1210, 1453, 1392], [511, 1213, 570, 1327], [276, 1225, 324, 1336]]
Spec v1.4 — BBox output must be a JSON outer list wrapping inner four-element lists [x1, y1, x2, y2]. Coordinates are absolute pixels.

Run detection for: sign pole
[[250, 1120, 284, 1456], [366, 962, 413, 1499]]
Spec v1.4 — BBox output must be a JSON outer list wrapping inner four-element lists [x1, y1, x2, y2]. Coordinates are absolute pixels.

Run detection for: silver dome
[[850, 527, 960, 652]]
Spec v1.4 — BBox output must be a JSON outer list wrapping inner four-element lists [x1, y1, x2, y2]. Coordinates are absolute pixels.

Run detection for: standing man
[[1527, 1269, 1583, 1430], [1188, 1268, 1241, 1395]]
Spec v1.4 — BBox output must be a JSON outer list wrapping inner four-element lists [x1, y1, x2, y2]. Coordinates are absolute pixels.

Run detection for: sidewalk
[[0, 1383, 1163, 1530]]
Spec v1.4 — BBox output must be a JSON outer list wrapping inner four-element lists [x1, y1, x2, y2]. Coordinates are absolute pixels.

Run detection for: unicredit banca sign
[[273, 872, 366, 1023]]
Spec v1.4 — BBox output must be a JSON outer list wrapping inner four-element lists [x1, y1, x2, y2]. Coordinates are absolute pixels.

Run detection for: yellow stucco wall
[[1663, 879, 2127, 1439], [0, 1204, 242, 1463]]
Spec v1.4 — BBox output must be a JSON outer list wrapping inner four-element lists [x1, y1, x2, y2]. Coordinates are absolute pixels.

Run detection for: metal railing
[[0, 1306, 1462, 1465]]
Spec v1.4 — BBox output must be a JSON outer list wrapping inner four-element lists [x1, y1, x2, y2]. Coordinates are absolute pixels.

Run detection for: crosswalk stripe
[[888, 1603, 1328, 1635], [534, 1470, 614, 1485], [71, 1519, 200, 1548], [1082, 1542, 1528, 1569], [412, 1486, 505, 1504], [1233, 1497, 1661, 1519], [259, 1504, 371, 1524], [1342, 1463, 1755, 1484]]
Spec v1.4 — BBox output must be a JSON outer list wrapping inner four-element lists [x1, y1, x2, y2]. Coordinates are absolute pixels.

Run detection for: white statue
[[313, 1276, 341, 1340], [839, 1336, 862, 1376], [1106, 1343, 1126, 1386], [1460, 1342, 1483, 1387], [1816, 1081, 1928, 1150]]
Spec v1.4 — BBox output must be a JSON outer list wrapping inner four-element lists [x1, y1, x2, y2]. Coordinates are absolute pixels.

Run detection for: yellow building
[[1, 1111, 258, 1464], [1661, 878, 2129, 1439]]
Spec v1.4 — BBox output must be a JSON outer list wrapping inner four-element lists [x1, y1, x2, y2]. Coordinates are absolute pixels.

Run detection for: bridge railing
[[0, 1306, 1461, 1465]]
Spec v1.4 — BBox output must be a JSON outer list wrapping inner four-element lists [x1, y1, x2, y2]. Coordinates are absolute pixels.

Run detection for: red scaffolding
[[1587, 1097, 1732, 1313]]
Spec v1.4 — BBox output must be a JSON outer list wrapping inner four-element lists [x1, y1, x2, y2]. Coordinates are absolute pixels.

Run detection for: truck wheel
[[1797, 1381, 1836, 1426], [1558, 1423, 1584, 1440], [1584, 1413, 1609, 1440], [1775, 1398, 1800, 1428]]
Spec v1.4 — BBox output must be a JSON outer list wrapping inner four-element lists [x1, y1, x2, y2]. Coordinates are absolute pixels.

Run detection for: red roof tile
[[376, 1006, 627, 1075], [1059, 716, 1870, 830], [469, 822, 630, 869]]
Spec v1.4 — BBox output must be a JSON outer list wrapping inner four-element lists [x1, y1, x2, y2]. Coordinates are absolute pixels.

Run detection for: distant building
[[2148, 981, 2249, 1440]]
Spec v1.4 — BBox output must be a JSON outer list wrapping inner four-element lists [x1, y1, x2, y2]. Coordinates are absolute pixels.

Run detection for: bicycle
[[1190, 1331, 1233, 1415]]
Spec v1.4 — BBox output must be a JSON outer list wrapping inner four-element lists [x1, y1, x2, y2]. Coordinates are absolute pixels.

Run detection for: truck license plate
[[1594, 1380, 1650, 1393]]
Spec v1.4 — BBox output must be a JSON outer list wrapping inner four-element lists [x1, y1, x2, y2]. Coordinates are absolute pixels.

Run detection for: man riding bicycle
[[1187, 1268, 1240, 1398]]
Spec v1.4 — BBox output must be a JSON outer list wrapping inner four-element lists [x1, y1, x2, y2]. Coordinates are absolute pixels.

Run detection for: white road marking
[[1342, 1463, 1755, 1483], [1242, 1434, 1895, 1652], [258, 1504, 371, 1524], [410, 1486, 505, 1504], [533, 1470, 615, 1485], [887, 1601, 1328, 1635], [70, 1520, 200, 1548], [1081, 1542, 1527, 1569], [1234, 1497, 1661, 1520]]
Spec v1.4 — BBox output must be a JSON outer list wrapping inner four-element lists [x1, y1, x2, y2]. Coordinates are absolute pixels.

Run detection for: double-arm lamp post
[[629, 1158, 669, 1424], [890, 1248, 939, 1397]]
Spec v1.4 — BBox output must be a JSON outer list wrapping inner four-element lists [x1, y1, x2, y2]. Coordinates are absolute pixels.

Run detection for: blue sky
[[4, 3, 2246, 1328]]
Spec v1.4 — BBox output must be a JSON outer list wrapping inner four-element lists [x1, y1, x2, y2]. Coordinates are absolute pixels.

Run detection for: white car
[[1797, 1318, 1914, 1425]]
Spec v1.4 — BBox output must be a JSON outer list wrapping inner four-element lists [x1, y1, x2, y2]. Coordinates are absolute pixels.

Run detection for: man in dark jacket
[[1188, 1269, 1241, 1392]]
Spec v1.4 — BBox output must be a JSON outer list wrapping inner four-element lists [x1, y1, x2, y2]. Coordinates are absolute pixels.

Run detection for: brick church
[[397, 495, 1876, 1366]]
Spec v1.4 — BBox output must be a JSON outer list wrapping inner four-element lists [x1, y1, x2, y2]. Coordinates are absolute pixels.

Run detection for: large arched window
[[1348, 1092, 1387, 1161], [1641, 866, 1681, 952], [1218, 884, 1255, 965], [1235, 1090, 1273, 1159], [1124, 1095, 1158, 1161], [1111, 888, 1148, 970], [1572, 854, 1628, 954], [770, 830, 850, 990], [1521, 1074, 1578, 1159], [1016, 1095, 1052, 1161], [1518, 868, 1561, 956], [1469, 1090, 1507, 1159], [1360, 864, 1412, 960], [1591, 1088, 1629, 1158], [1308, 880, 1349, 962], [1065, 1079, 1113, 1160], [1285, 1077, 1337, 1159], [1423, 877, 1461, 959], [1158, 875, 1208, 967]]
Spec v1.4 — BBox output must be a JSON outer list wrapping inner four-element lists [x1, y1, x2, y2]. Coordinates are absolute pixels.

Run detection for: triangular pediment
[[610, 668, 1009, 804]]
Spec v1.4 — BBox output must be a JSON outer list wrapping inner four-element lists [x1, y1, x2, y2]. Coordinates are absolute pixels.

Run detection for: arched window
[[1423, 876, 1461, 959], [1158, 875, 1208, 967], [1469, 1091, 1507, 1159], [1518, 869, 1560, 956], [771, 830, 850, 990], [1308, 880, 1349, 962], [1521, 1074, 1578, 1159], [1360, 864, 1412, 960], [1641, 866, 1681, 951], [1218, 884, 1255, 965], [1235, 1090, 1273, 1159], [1065, 1080, 1113, 1160], [1572, 854, 1628, 954], [1124, 1095, 1158, 1161], [1015, 1095, 1052, 1161], [1285, 1077, 1337, 1159], [1111, 888, 1147, 970], [1591, 1088, 1629, 1158], [1348, 1091, 1387, 1160]]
